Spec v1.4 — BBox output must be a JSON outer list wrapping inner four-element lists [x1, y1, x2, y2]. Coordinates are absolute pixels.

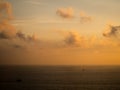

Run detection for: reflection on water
[[0, 66, 120, 90]]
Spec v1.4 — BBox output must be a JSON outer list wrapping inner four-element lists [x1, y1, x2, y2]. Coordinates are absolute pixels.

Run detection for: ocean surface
[[0, 66, 120, 90]]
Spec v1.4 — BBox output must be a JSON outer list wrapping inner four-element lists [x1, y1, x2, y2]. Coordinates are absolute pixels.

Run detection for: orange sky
[[0, 0, 120, 65]]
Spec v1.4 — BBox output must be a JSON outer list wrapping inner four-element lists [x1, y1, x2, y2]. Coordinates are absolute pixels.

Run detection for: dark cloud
[[64, 31, 84, 47], [16, 31, 37, 42], [12, 44, 25, 49], [103, 25, 120, 38], [16, 31, 26, 40]]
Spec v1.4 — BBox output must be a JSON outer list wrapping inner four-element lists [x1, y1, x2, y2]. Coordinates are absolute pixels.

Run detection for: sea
[[0, 65, 120, 90]]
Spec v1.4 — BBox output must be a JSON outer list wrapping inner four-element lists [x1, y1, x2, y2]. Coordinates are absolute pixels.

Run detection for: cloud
[[63, 31, 98, 48], [102, 25, 120, 47], [12, 44, 25, 49], [0, 0, 38, 50], [56, 8, 93, 23], [28, 34, 37, 41], [12, 18, 79, 25], [25, 0, 47, 6], [0, 25, 37, 41], [103, 25, 120, 38], [80, 11, 92, 24], [100, 24, 120, 47], [64, 31, 84, 47], [16, 31, 37, 42], [0, 20, 16, 39], [62, 31, 115, 48], [0, 17, 36, 41], [56, 7, 74, 19], [0, 1, 13, 19], [0, 1, 16, 39]]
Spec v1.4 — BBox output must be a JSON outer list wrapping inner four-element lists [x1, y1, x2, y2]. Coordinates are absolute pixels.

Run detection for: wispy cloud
[[80, 11, 93, 24], [24, 0, 47, 6], [11, 18, 79, 25]]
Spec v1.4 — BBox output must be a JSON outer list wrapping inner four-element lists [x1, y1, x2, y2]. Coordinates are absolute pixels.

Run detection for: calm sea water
[[0, 66, 120, 90]]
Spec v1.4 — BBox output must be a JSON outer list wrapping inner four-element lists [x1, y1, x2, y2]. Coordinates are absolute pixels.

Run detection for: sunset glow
[[0, 0, 120, 65]]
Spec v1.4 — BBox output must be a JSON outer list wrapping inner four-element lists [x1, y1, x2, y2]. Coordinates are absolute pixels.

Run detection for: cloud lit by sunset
[[0, 0, 120, 65]]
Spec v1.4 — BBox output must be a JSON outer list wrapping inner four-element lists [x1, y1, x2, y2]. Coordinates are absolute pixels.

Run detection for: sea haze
[[0, 65, 120, 90]]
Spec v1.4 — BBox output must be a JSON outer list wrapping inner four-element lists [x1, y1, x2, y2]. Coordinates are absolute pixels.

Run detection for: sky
[[0, 0, 120, 65]]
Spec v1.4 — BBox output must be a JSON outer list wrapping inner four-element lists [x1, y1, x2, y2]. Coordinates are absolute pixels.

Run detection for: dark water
[[0, 66, 120, 90]]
